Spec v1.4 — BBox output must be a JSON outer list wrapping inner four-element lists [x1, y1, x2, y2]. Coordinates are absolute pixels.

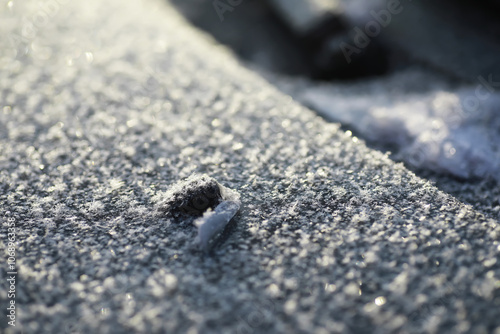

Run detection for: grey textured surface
[[1, 1, 500, 334]]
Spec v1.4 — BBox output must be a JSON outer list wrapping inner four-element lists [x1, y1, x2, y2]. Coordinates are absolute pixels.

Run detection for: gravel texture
[[1, 1, 500, 333]]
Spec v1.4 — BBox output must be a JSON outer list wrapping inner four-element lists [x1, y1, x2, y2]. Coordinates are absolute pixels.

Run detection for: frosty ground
[[0, 0, 499, 333]]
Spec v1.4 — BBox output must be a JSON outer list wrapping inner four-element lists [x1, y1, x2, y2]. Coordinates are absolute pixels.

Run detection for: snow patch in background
[[297, 71, 500, 181]]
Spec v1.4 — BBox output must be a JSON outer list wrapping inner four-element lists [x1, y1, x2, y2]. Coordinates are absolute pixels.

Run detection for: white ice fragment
[[195, 200, 240, 252], [157, 174, 241, 251]]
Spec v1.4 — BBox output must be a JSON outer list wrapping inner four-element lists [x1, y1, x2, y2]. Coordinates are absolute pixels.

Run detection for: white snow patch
[[300, 82, 500, 181]]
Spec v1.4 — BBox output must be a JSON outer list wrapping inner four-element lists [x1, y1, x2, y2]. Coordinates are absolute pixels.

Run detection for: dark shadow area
[[169, 0, 393, 80]]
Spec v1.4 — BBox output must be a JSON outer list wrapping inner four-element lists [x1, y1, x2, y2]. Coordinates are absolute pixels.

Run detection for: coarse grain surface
[[0, 1, 499, 333]]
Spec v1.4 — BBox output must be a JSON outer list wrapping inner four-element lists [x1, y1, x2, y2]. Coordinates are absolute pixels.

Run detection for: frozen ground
[[0, 0, 500, 333]]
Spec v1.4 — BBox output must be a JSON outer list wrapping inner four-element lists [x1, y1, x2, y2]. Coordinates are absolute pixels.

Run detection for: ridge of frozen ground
[[259, 68, 500, 220], [0, 1, 499, 334]]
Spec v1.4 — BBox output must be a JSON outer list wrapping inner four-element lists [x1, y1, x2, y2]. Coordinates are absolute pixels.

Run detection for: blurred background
[[170, 0, 500, 81]]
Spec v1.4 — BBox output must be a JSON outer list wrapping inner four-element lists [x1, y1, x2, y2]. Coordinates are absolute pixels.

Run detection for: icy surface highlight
[[195, 200, 240, 251]]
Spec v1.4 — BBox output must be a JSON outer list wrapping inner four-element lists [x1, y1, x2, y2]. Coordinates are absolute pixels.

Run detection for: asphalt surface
[[1, 1, 499, 333]]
